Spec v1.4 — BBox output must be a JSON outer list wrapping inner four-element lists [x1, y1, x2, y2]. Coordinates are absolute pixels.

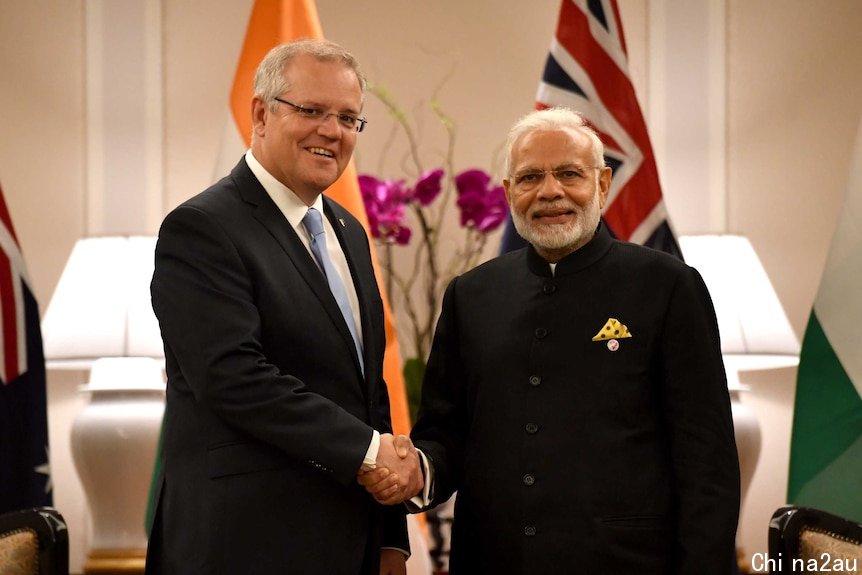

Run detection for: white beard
[[510, 189, 602, 254]]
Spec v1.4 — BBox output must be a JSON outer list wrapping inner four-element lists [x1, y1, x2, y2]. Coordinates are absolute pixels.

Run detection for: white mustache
[[530, 203, 580, 217]]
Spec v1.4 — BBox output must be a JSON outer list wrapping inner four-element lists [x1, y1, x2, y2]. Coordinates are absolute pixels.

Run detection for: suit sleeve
[[659, 266, 740, 574], [152, 204, 374, 486], [410, 278, 469, 508]]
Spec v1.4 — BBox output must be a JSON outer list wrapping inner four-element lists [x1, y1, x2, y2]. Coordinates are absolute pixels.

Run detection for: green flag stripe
[[788, 311, 862, 505], [793, 434, 862, 523]]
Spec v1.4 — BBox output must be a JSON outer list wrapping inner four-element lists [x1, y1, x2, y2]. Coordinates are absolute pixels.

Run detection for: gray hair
[[254, 39, 367, 111], [504, 107, 606, 174]]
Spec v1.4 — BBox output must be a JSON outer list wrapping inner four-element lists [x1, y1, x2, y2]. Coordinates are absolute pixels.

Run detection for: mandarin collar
[[526, 222, 613, 277]]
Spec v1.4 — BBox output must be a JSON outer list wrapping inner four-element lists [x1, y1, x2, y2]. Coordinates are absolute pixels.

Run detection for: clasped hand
[[357, 433, 423, 505]]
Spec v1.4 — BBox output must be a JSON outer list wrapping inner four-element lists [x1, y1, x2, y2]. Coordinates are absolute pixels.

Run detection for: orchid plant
[[358, 86, 508, 421]]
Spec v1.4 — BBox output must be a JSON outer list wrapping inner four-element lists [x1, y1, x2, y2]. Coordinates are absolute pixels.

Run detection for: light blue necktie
[[302, 208, 364, 375]]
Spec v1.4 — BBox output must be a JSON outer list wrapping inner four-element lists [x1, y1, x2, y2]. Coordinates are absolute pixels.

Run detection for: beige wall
[[0, 0, 87, 311], [2, 0, 861, 572]]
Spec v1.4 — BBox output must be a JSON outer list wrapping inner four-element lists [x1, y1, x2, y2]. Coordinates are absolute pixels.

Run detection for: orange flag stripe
[[228, 0, 411, 437]]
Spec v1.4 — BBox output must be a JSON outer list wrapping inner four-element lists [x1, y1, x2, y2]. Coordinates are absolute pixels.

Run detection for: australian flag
[[0, 181, 52, 513], [501, 0, 682, 258]]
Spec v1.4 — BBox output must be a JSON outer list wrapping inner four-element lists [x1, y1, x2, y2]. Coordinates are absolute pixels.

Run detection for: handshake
[[357, 433, 424, 505]]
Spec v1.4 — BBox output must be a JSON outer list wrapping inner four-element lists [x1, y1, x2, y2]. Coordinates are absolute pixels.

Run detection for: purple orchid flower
[[454, 169, 508, 233], [358, 174, 412, 245], [411, 168, 445, 206]]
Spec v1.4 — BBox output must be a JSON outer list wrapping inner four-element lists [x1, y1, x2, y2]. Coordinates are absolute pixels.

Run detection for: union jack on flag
[[0, 180, 52, 513], [535, 0, 682, 257]]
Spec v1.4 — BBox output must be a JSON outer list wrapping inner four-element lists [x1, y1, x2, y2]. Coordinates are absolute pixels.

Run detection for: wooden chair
[[0, 507, 68, 575], [768, 506, 862, 574]]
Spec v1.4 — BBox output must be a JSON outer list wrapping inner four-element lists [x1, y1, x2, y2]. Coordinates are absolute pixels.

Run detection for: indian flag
[[787, 119, 862, 521]]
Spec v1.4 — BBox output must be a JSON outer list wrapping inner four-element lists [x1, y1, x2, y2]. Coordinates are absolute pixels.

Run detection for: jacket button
[[535, 328, 547, 339], [528, 375, 541, 387], [523, 473, 535, 486], [542, 282, 556, 295], [524, 525, 536, 537], [525, 423, 539, 434]]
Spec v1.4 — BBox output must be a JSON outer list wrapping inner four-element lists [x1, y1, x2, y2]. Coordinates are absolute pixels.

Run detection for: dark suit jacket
[[412, 225, 740, 575], [145, 158, 407, 574]]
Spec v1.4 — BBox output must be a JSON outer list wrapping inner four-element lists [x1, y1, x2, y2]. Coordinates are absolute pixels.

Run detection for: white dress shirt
[[244, 150, 379, 469]]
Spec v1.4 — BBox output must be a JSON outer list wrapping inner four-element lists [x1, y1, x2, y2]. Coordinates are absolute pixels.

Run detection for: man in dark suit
[[145, 39, 422, 575], [361, 107, 740, 574]]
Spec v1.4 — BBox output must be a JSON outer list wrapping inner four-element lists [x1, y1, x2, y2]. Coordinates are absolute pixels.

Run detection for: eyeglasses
[[273, 97, 368, 133], [509, 166, 602, 191]]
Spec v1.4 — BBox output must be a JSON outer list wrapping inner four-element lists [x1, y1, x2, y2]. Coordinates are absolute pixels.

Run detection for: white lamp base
[[729, 388, 762, 505], [70, 357, 165, 574]]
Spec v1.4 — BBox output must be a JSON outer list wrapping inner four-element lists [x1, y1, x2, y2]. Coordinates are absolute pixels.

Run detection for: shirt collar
[[244, 149, 324, 228]]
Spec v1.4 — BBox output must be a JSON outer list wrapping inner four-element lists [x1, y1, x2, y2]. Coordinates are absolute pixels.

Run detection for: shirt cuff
[[361, 429, 380, 471], [381, 546, 410, 559], [407, 449, 433, 510]]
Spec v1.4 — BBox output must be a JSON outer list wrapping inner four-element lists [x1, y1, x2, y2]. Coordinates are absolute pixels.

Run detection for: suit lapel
[[231, 159, 366, 379]]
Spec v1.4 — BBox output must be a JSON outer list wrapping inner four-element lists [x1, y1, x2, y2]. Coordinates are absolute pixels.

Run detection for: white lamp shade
[[41, 236, 163, 367], [678, 235, 799, 373]]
